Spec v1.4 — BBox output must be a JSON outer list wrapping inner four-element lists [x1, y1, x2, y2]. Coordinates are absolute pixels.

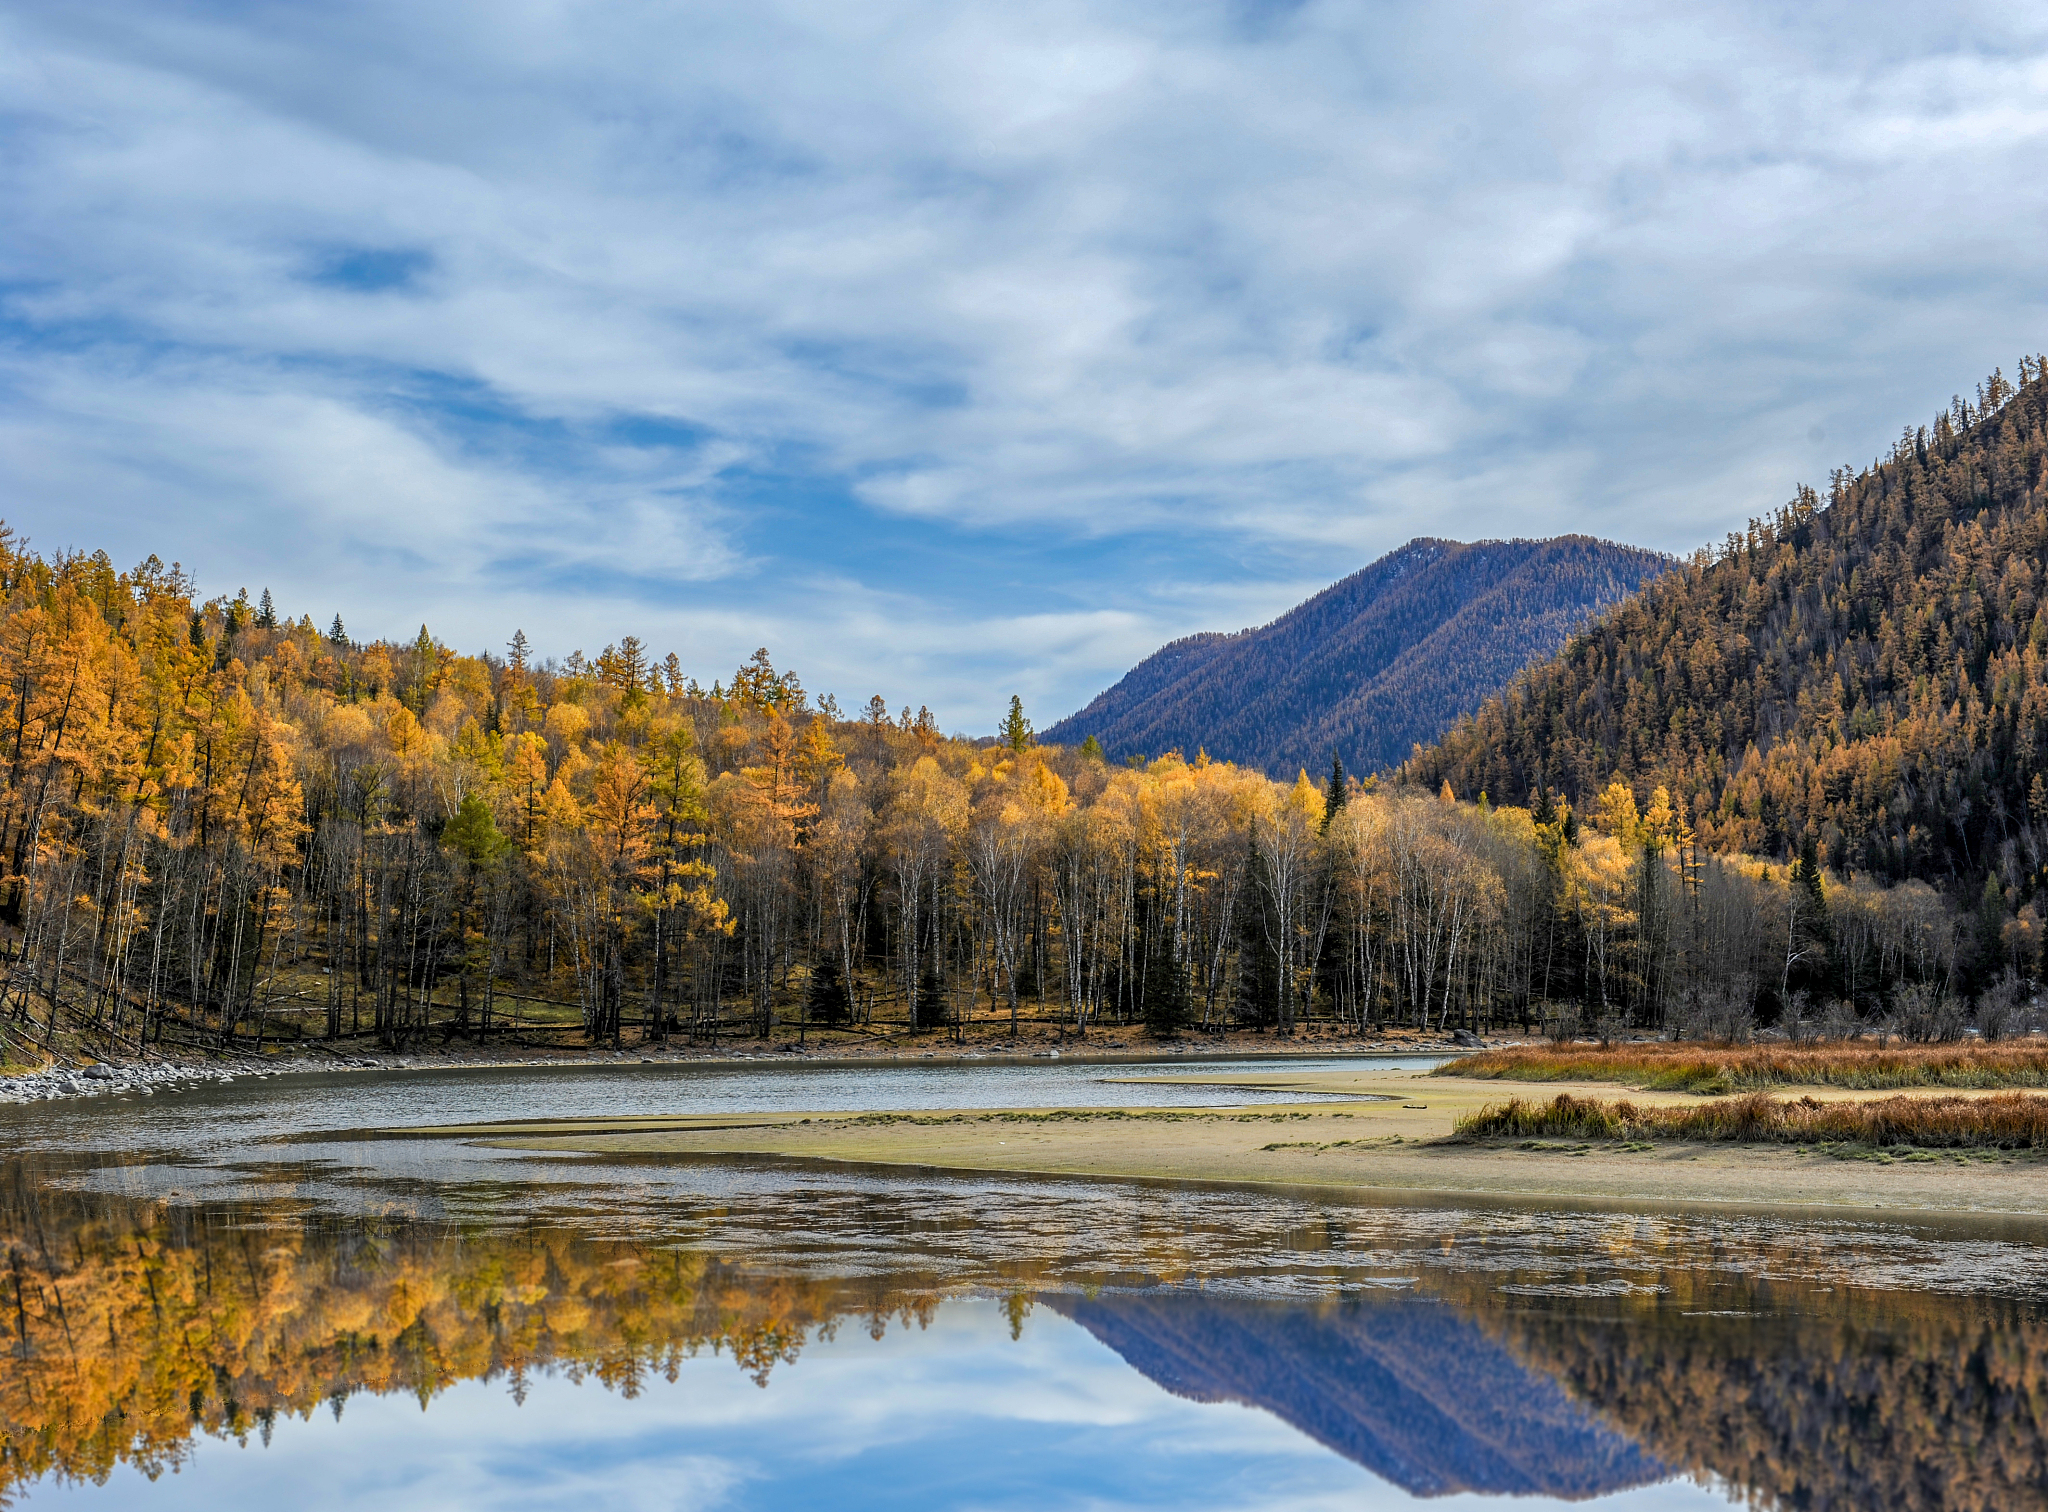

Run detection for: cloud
[[3, 0, 2047, 728]]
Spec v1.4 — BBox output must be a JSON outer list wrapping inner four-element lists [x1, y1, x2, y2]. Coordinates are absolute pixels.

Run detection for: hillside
[[1044, 536, 1669, 777], [1407, 361, 2048, 890]]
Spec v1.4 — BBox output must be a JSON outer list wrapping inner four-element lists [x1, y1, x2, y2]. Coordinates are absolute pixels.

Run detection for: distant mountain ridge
[[1045, 535, 1670, 776]]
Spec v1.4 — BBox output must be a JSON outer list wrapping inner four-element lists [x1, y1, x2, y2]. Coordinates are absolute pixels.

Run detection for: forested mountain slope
[[1044, 537, 1668, 777], [1407, 362, 2048, 891]]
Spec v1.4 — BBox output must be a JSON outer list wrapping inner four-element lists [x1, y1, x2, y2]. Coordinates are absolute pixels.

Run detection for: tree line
[[0, 525, 2021, 1058]]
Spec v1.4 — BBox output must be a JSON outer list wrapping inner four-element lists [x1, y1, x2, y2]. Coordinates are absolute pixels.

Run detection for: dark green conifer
[[806, 956, 852, 1027], [1321, 753, 1347, 833]]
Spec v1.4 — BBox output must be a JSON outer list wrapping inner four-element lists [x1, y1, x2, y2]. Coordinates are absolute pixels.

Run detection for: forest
[[1410, 361, 2048, 904], [0, 504, 2027, 1061]]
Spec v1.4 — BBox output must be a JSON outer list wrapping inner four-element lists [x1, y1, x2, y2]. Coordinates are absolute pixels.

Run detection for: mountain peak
[[1044, 535, 1670, 775]]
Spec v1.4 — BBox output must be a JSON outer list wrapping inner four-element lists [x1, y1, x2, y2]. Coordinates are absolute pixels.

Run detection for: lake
[[1, 1057, 2041, 1510]]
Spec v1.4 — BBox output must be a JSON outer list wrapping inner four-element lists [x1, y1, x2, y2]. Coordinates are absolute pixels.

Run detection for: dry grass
[[1454, 1090, 2048, 1149], [1436, 1041, 2048, 1094]]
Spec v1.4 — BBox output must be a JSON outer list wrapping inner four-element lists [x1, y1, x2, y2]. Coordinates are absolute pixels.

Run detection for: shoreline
[[0, 1033, 1469, 1105]]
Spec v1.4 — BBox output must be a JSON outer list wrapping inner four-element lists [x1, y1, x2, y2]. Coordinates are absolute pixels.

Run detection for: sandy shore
[[410, 1067, 2048, 1219]]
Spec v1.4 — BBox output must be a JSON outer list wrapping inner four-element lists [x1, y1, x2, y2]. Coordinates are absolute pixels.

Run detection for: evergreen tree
[[805, 956, 851, 1027], [1001, 695, 1032, 753], [1976, 874, 2009, 987], [1140, 895, 1189, 1037], [1080, 734, 1104, 762], [256, 588, 278, 629], [328, 614, 348, 648], [1792, 834, 1826, 914], [1321, 753, 1347, 834], [444, 790, 510, 867]]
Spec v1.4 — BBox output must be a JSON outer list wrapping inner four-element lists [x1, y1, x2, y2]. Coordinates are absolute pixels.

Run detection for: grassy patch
[[1455, 1090, 2048, 1150], [1437, 1042, 2048, 1094]]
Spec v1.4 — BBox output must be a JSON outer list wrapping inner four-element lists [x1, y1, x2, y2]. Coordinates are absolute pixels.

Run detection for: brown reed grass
[[1454, 1090, 2048, 1148], [1436, 1040, 2048, 1094]]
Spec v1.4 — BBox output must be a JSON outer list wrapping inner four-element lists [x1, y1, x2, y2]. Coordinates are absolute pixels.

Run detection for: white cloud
[[3, 0, 2048, 726]]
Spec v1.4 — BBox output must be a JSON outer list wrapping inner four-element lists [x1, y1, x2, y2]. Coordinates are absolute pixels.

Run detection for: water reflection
[[1051, 1293, 1666, 1500], [3, 1166, 2042, 1510]]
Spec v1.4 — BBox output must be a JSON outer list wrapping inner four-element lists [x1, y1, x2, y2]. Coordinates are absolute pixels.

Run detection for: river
[[1, 1056, 2040, 1511]]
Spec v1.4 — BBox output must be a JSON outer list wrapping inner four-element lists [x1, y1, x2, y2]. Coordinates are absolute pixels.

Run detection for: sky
[[4, 1, 2047, 732]]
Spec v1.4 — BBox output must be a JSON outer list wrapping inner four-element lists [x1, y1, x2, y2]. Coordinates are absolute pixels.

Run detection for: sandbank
[[408, 1068, 2048, 1219]]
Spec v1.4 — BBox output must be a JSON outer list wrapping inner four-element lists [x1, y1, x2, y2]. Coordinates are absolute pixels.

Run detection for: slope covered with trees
[[1045, 536, 1669, 776], [1409, 362, 2048, 905], [0, 495, 2029, 1060]]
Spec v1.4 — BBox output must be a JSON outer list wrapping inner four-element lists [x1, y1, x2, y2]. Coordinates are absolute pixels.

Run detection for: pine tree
[[328, 614, 348, 648], [1792, 834, 1826, 913], [1140, 894, 1190, 1037], [1001, 695, 1032, 753], [805, 956, 852, 1027], [1321, 753, 1347, 834], [256, 588, 277, 629], [1080, 734, 1105, 762]]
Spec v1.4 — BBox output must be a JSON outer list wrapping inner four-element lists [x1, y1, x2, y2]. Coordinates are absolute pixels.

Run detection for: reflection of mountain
[[1048, 1292, 1665, 1500], [5, 1175, 2047, 1512]]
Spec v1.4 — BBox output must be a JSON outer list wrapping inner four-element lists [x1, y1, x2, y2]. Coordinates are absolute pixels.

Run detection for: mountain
[[1406, 362, 2048, 887], [1047, 1291, 1666, 1500], [1043, 536, 1670, 777]]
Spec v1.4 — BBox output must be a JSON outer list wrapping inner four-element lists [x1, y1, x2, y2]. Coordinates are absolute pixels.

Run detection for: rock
[[1451, 1029, 1484, 1048]]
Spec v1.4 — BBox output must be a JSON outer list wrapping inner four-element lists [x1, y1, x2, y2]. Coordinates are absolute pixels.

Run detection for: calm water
[[2, 1060, 2042, 1511]]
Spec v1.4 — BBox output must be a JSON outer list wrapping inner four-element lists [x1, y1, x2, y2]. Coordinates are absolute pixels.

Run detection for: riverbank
[[0, 1030, 1474, 1103], [419, 1066, 2048, 1218]]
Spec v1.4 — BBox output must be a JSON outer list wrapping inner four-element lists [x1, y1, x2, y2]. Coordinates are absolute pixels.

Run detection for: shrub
[[1437, 1041, 2048, 1091], [1454, 1090, 2048, 1148]]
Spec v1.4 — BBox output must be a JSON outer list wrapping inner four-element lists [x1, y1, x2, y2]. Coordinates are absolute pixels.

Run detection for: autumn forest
[[6, 366, 2048, 1058]]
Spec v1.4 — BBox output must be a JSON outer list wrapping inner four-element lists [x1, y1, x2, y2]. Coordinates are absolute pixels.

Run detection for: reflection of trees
[[0, 1184, 955, 1500], [3, 1179, 2044, 1512], [1440, 1269, 2048, 1512]]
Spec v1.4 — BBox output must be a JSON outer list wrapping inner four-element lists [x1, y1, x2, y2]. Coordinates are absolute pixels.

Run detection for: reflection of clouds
[[28, 1298, 1725, 1511], [5, 2, 2047, 723]]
